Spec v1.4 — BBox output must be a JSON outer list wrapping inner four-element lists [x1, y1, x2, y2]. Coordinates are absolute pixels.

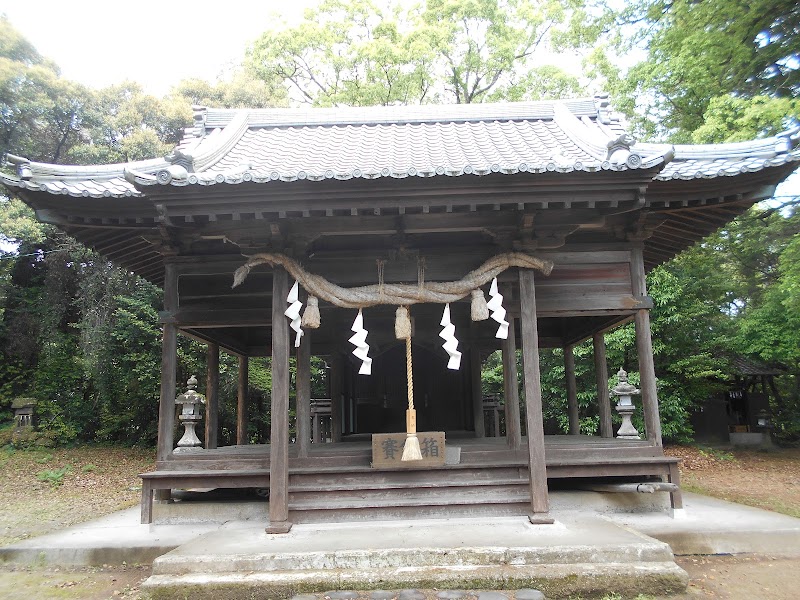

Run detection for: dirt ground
[[0, 446, 154, 547], [0, 444, 798, 599], [665, 444, 800, 518]]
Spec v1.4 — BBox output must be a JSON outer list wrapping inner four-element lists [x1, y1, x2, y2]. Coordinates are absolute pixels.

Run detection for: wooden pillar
[[155, 263, 178, 502], [631, 247, 663, 447], [564, 345, 580, 436], [205, 342, 219, 449], [267, 266, 292, 533], [518, 270, 552, 522], [470, 346, 485, 438], [635, 309, 662, 446], [330, 353, 343, 443], [502, 315, 522, 449], [594, 333, 613, 438], [296, 332, 311, 458], [236, 356, 249, 445]]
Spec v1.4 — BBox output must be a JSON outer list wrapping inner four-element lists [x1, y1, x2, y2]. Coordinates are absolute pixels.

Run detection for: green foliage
[[248, 0, 593, 106], [171, 70, 288, 109], [36, 465, 71, 488], [605, 0, 799, 140]]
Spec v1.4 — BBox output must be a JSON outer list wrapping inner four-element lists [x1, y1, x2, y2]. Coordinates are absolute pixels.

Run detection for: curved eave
[[129, 156, 670, 189], [642, 160, 798, 271]]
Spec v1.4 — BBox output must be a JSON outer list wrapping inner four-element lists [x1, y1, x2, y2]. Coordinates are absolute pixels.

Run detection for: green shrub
[[36, 465, 72, 487]]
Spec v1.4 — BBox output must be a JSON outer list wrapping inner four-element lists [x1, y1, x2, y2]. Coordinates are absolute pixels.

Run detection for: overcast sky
[[0, 0, 316, 95]]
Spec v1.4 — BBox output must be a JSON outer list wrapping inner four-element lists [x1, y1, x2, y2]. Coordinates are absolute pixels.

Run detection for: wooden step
[[288, 476, 527, 494], [290, 482, 528, 503], [289, 487, 530, 512]]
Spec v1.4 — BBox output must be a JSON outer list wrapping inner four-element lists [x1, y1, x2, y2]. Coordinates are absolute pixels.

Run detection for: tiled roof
[[1, 98, 798, 198]]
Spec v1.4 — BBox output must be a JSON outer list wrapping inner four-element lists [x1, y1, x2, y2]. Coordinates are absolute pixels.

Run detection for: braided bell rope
[[406, 337, 414, 411], [233, 252, 553, 308]]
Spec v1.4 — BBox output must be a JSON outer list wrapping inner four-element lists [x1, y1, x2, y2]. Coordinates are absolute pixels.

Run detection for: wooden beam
[[236, 356, 249, 445], [296, 331, 311, 458], [205, 343, 219, 449], [162, 308, 271, 328], [564, 345, 580, 435], [594, 332, 613, 438], [267, 265, 292, 533], [502, 308, 521, 450], [518, 269, 552, 521]]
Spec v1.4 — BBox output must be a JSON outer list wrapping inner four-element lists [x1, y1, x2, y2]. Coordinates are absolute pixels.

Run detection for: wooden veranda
[[140, 435, 681, 524]]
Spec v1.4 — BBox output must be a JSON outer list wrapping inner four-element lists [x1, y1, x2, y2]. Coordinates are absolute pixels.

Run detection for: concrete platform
[[3, 491, 799, 599], [608, 492, 800, 555], [144, 515, 688, 600]]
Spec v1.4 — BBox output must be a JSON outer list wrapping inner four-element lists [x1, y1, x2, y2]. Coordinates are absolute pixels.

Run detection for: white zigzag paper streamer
[[487, 277, 509, 339], [284, 280, 304, 348], [439, 303, 462, 370], [349, 309, 372, 375]]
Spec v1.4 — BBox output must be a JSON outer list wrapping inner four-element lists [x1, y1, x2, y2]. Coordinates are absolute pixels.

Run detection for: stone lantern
[[610, 368, 641, 440], [175, 375, 205, 451]]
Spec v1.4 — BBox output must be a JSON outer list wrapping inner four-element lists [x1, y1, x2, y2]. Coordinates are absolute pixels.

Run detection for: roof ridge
[[200, 98, 604, 130]]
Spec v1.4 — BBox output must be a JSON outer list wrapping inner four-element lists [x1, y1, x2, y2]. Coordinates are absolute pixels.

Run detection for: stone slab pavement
[[1, 491, 798, 567]]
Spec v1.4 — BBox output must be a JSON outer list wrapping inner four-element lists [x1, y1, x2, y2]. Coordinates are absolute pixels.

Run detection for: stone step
[[144, 516, 688, 600]]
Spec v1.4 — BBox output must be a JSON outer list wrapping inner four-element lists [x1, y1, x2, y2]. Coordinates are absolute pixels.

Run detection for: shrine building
[[2, 96, 798, 532]]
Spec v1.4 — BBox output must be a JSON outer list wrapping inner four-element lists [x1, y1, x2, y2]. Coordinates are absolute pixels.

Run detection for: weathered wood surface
[[205, 343, 219, 449], [631, 247, 662, 446], [470, 346, 485, 437], [594, 333, 613, 438], [157, 263, 178, 465], [236, 356, 249, 445], [330, 353, 343, 443], [139, 469, 269, 524], [371, 432, 446, 468], [269, 266, 292, 531], [501, 307, 521, 450], [518, 269, 550, 517], [636, 309, 663, 446], [296, 332, 311, 458], [564, 345, 580, 435]]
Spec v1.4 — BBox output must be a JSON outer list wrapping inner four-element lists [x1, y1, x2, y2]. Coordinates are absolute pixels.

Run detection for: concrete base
[[143, 516, 688, 600], [608, 492, 800, 555]]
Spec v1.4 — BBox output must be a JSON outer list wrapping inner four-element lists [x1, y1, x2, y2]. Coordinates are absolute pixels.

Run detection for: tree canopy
[[247, 0, 594, 105]]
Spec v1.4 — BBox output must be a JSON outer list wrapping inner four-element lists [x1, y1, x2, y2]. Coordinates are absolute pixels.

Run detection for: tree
[[171, 69, 289, 109], [248, 0, 592, 106], [602, 1, 800, 140]]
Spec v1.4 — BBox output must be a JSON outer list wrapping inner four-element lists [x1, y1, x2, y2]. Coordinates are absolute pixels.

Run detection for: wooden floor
[[142, 435, 680, 524], [161, 434, 671, 477]]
